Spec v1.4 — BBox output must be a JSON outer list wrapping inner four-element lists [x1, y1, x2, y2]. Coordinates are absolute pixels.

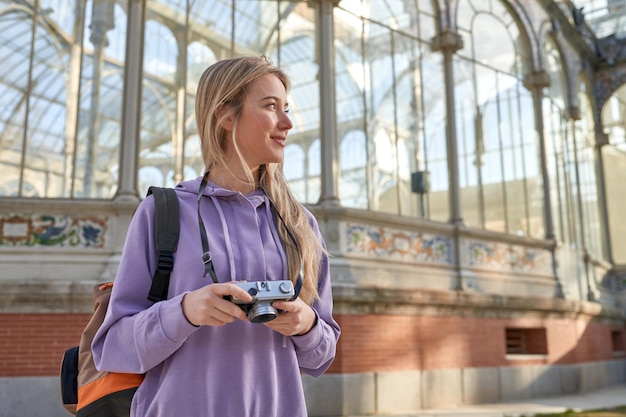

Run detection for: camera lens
[[248, 303, 278, 323]]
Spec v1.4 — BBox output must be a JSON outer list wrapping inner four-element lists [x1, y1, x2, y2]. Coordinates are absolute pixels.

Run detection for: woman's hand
[[181, 283, 253, 327], [263, 298, 317, 336]]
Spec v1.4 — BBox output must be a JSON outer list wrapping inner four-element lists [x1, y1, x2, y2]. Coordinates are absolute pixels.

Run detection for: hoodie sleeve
[[290, 213, 341, 377], [91, 196, 199, 374]]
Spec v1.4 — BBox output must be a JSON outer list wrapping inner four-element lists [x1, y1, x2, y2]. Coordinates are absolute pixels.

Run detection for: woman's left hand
[[264, 298, 317, 336]]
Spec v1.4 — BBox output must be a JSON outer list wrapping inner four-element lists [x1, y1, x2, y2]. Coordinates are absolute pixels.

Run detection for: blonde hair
[[195, 56, 323, 305]]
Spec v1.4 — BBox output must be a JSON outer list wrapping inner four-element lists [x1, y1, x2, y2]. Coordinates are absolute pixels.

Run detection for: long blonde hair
[[195, 56, 323, 305]]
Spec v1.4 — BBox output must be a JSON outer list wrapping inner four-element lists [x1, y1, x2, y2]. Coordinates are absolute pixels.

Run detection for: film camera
[[225, 280, 295, 323]]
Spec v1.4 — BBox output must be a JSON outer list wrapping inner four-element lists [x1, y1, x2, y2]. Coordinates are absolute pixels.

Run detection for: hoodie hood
[[174, 176, 267, 205], [173, 176, 286, 283]]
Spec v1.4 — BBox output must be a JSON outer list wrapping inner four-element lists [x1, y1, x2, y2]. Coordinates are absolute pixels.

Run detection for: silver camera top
[[230, 280, 294, 303], [227, 280, 295, 323]]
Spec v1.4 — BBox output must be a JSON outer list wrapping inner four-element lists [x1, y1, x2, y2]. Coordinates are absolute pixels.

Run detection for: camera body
[[226, 280, 295, 323]]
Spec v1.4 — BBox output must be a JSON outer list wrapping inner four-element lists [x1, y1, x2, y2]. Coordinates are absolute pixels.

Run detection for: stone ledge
[[0, 280, 101, 313], [332, 285, 624, 322], [2, 279, 623, 322]]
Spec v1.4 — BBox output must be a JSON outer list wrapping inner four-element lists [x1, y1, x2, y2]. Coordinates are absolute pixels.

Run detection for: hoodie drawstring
[[209, 195, 237, 282]]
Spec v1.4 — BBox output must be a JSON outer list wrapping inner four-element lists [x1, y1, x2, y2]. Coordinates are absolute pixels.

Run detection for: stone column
[[174, 19, 188, 185], [312, 0, 340, 206], [523, 71, 564, 298], [431, 30, 463, 225], [567, 106, 596, 301], [64, 0, 87, 196], [594, 131, 613, 263], [102, 0, 146, 281], [524, 71, 554, 239], [431, 30, 465, 290], [85, 0, 115, 197], [115, 0, 146, 203]]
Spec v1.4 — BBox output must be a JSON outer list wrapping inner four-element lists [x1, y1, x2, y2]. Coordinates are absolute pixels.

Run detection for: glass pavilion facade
[[3, 0, 626, 255], [1, 0, 626, 415]]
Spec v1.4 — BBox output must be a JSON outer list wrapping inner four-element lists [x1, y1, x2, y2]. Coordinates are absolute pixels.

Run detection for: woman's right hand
[[181, 283, 253, 326]]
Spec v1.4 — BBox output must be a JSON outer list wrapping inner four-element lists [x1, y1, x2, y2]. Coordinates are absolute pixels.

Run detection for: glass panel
[[602, 146, 626, 263], [339, 131, 367, 208], [569, 0, 626, 39], [603, 84, 626, 148], [307, 139, 321, 203], [0, 6, 32, 196], [480, 72, 507, 233], [519, 92, 544, 238], [334, 0, 441, 217], [75, 0, 127, 198], [454, 57, 481, 227], [23, 55, 68, 197], [141, 1, 319, 202], [422, 51, 448, 222], [454, 0, 542, 236], [139, 14, 177, 194], [602, 84, 626, 262], [0, 0, 125, 198], [278, 4, 319, 203], [284, 143, 306, 202]]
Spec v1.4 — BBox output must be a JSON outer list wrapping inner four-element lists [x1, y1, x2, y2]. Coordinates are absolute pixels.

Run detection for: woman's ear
[[216, 104, 234, 131]]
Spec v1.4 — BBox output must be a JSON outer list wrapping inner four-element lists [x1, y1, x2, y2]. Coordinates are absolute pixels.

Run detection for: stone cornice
[[332, 285, 624, 323], [0, 197, 138, 215]]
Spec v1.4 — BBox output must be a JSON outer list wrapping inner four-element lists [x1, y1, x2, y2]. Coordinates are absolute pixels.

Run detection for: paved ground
[[348, 384, 626, 417]]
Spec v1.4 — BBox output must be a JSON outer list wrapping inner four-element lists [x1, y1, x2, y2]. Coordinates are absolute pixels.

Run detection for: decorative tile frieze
[[466, 239, 552, 275], [0, 213, 107, 248], [343, 223, 454, 265]]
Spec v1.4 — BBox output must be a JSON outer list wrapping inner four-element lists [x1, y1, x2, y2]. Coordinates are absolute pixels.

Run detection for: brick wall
[[0, 314, 90, 377], [1, 312, 623, 377], [327, 314, 626, 374]]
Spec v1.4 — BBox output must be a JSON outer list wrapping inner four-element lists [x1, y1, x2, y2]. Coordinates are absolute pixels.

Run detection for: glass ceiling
[[569, 0, 626, 39]]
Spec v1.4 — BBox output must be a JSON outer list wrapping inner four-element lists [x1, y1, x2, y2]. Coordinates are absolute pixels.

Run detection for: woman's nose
[[279, 111, 293, 130]]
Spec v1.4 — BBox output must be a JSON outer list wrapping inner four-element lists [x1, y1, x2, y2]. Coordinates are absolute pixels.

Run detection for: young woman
[[92, 56, 340, 417]]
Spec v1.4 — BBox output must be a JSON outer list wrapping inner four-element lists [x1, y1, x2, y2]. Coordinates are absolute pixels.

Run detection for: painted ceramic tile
[[466, 239, 552, 274], [344, 223, 454, 265], [0, 214, 107, 248]]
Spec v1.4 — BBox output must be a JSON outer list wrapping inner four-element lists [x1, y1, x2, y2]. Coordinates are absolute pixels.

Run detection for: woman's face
[[227, 73, 293, 170]]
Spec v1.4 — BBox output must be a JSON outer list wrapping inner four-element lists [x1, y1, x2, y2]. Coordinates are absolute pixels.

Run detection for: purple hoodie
[[92, 177, 340, 417]]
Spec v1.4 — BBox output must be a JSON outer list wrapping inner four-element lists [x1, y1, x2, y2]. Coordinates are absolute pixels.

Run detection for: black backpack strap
[[146, 187, 180, 302]]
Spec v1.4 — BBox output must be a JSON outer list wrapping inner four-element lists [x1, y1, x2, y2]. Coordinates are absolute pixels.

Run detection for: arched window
[[334, 0, 440, 218], [543, 40, 606, 261], [455, 0, 543, 237], [1, 0, 323, 200], [0, 0, 128, 198], [602, 84, 626, 262], [340, 130, 367, 208]]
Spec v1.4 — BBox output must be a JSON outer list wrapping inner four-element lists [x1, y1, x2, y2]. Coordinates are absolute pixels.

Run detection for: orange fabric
[[77, 372, 144, 410]]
